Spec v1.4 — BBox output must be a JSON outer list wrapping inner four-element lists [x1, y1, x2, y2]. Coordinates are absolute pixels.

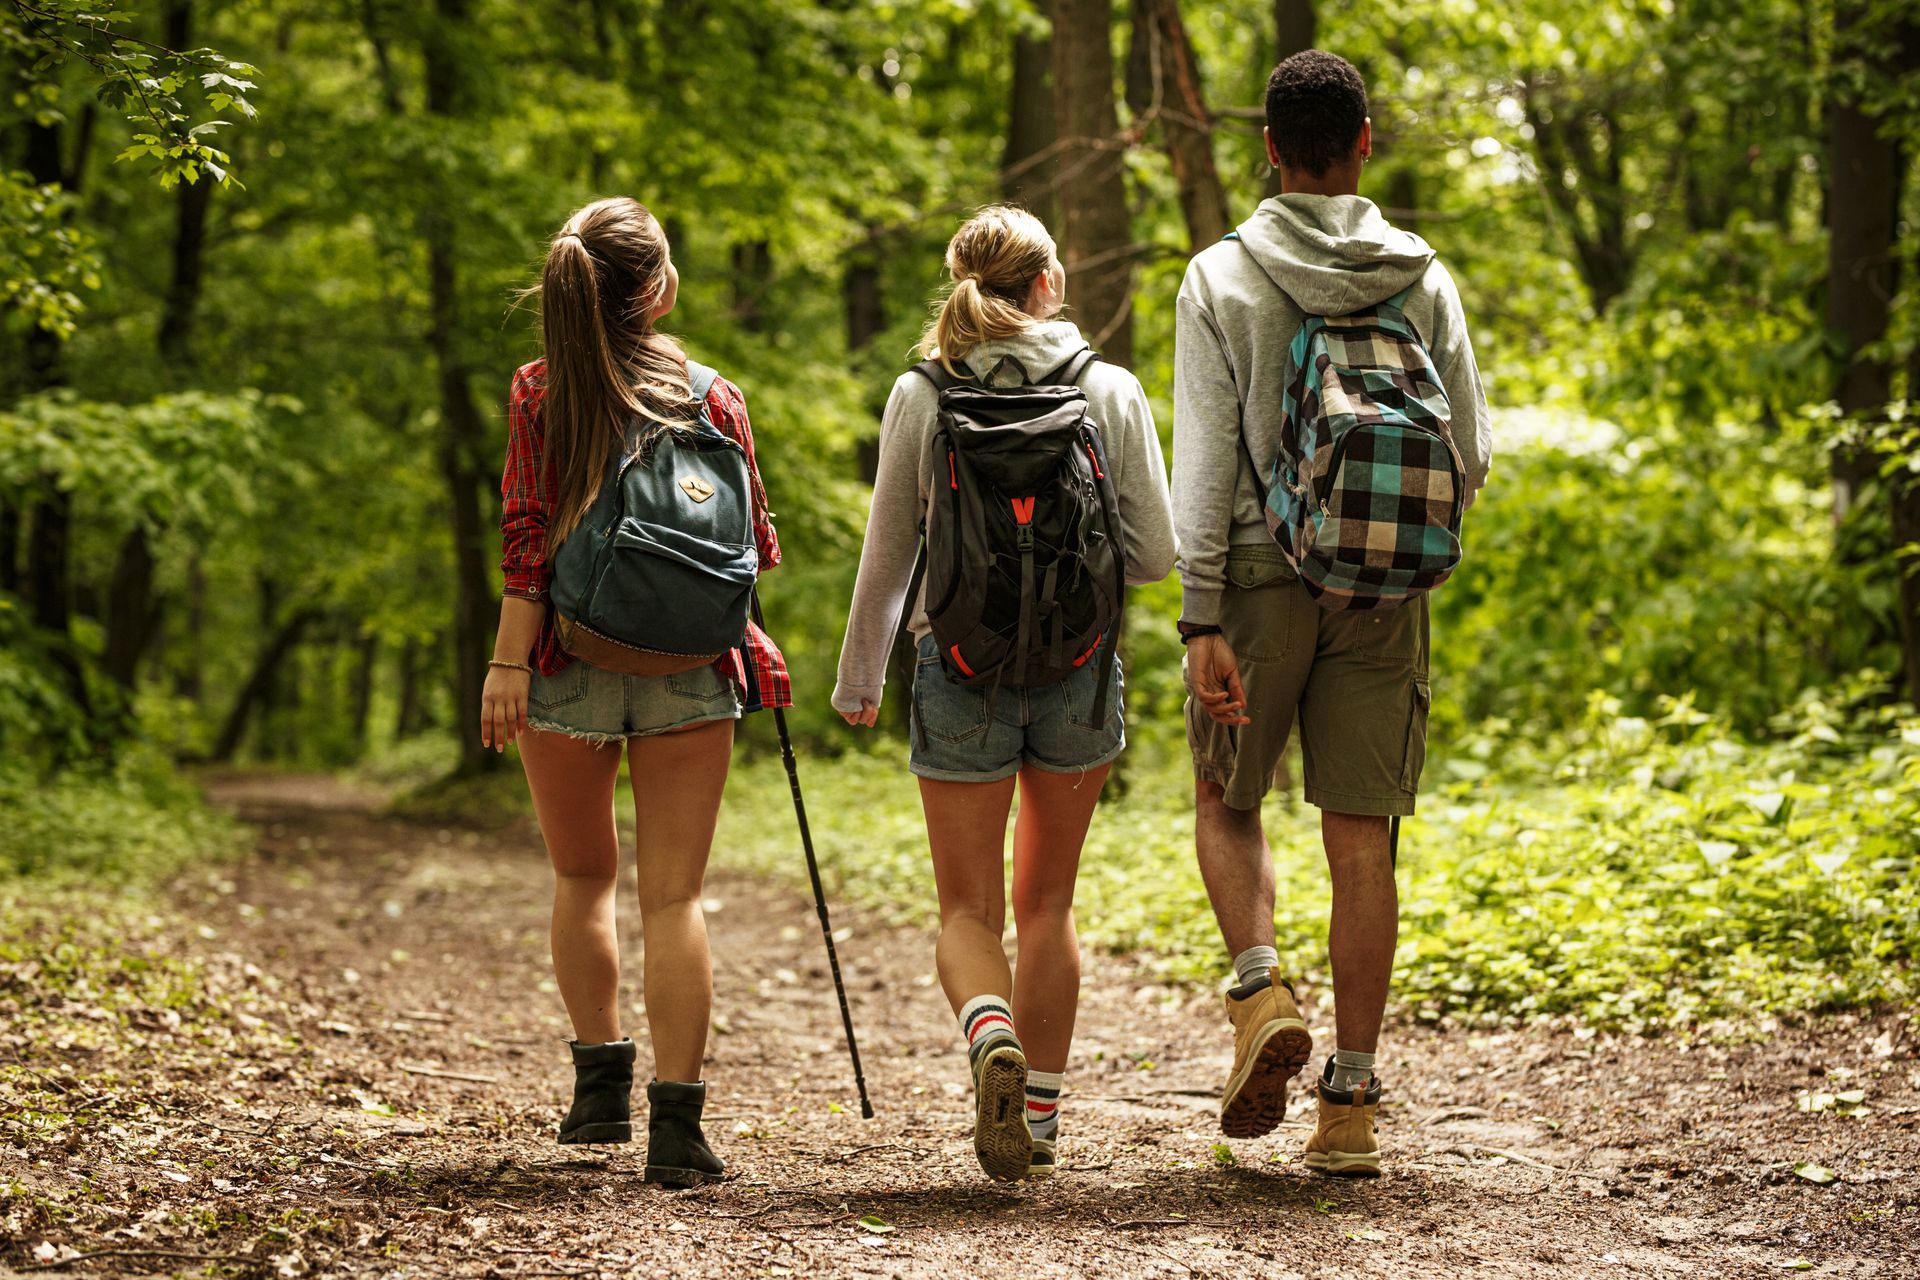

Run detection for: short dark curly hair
[[1265, 50, 1369, 177]]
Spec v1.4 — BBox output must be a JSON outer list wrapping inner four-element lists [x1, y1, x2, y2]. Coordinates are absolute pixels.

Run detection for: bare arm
[[481, 594, 545, 752]]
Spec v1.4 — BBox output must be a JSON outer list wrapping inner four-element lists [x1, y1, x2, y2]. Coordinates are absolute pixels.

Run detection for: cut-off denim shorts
[[526, 659, 740, 745], [908, 633, 1126, 783]]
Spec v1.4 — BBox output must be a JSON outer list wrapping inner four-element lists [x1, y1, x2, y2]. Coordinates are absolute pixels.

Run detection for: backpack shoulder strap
[[1038, 348, 1100, 387], [685, 360, 720, 404], [909, 358, 969, 393]]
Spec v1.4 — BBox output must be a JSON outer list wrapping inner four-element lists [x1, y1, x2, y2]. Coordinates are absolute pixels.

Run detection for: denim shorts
[[526, 659, 740, 744], [908, 634, 1126, 783]]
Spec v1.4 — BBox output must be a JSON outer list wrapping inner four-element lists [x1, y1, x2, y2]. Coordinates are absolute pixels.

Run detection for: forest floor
[[2, 772, 1917, 1279]]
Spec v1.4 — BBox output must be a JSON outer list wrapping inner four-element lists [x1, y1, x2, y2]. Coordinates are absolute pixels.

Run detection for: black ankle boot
[[557, 1039, 636, 1145], [644, 1080, 724, 1187]]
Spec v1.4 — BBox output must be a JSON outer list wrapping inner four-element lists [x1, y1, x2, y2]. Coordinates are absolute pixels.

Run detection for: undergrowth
[[719, 681, 1919, 1031], [0, 750, 240, 885]]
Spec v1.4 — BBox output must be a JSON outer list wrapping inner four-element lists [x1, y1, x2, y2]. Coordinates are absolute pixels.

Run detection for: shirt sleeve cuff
[[831, 683, 882, 715], [501, 581, 546, 602], [1180, 585, 1224, 627]]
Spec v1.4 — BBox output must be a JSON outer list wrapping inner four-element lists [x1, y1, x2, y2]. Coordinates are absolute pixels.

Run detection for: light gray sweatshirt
[[833, 321, 1177, 714], [1173, 194, 1491, 625]]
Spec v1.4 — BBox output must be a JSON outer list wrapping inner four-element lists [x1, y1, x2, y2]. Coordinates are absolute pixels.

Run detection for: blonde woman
[[833, 206, 1176, 1181], [482, 197, 788, 1187]]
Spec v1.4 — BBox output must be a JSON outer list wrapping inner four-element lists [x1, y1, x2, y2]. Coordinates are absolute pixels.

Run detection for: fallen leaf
[[855, 1214, 894, 1234], [1791, 1163, 1836, 1185]]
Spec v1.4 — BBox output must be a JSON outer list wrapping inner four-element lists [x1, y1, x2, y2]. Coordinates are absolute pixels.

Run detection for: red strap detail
[[949, 645, 977, 677], [948, 449, 958, 491], [1071, 630, 1104, 668], [1010, 496, 1036, 525], [1084, 441, 1105, 479]]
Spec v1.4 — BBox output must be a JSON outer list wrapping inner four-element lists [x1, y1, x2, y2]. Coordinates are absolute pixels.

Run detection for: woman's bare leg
[[628, 718, 734, 1082], [520, 730, 625, 1044], [919, 776, 1020, 1015], [1010, 764, 1108, 1073]]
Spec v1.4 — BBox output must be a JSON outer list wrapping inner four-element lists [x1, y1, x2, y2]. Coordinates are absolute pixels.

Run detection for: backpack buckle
[[1016, 525, 1035, 551]]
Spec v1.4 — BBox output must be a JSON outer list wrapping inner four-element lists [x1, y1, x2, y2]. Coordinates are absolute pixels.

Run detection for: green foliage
[[0, 176, 97, 338], [1430, 411, 1888, 736], [720, 690, 1918, 1028], [0, 752, 240, 884], [5, 0, 258, 189], [0, 389, 286, 533]]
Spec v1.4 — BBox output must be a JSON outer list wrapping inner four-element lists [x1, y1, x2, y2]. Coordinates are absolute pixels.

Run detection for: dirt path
[[3, 773, 1917, 1279]]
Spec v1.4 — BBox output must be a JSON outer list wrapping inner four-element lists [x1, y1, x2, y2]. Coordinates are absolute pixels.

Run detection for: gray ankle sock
[[1329, 1049, 1376, 1092], [1232, 945, 1279, 989]]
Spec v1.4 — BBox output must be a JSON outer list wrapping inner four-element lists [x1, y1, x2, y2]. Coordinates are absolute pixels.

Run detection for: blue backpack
[[1233, 236, 1466, 610], [548, 362, 758, 674]]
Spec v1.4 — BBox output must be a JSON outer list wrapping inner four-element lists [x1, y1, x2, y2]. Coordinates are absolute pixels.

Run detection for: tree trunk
[[351, 632, 378, 748], [20, 117, 92, 721], [178, 555, 207, 702], [1262, 0, 1316, 198], [1129, 0, 1230, 251], [1004, 30, 1058, 225], [1899, 331, 1920, 706], [211, 607, 319, 762], [731, 239, 773, 332], [0, 499, 17, 595], [159, 0, 214, 370], [103, 528, 156, 689], [423, 0, 499, 775], [1825, 21, 1903, 516], [396, 636, 425, 738], [1052, 0, 1134, 367], [844, 235, 885, 353]]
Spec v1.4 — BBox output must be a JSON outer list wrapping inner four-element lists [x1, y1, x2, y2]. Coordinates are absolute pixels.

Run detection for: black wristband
[[1178, 623, 1223, 645]]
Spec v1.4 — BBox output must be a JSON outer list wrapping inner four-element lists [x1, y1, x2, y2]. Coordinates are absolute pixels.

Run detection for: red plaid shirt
[[500, 359, 791, 709]]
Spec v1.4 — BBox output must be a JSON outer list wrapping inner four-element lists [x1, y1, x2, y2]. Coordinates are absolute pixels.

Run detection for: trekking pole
[[748, 592, 875, 1119]]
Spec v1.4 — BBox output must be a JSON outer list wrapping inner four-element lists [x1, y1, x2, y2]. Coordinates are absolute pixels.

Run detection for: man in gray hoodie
[[1172, 50, 1490, 1176]]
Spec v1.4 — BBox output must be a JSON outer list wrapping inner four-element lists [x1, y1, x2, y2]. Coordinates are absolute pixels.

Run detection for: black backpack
[[911, 348, 1127, 724]]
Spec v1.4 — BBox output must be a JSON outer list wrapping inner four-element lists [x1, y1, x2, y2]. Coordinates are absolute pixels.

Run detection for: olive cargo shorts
[[1185, 544, 1430, 816]]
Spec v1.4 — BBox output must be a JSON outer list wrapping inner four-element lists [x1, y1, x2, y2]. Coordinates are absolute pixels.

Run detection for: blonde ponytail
[[918, 205, 1059, 376]]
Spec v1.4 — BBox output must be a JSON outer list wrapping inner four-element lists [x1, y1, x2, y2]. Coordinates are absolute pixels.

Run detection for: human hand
[[840, 699, 879, 728], [481, 665, 532, 751], [1185, 633, 1250, 726]]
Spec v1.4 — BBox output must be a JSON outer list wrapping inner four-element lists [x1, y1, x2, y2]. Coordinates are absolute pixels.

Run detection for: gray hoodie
[[833, 320, 1177, 714], [1173, 193, 1491, 625]]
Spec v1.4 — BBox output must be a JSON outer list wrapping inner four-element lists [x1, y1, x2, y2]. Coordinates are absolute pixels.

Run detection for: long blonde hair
[[537, 197, 697, 547], [918, 205, 1058, 377]]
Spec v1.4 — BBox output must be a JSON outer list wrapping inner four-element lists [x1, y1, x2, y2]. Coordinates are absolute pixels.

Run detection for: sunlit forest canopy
[[2, 0, 1917, 833]]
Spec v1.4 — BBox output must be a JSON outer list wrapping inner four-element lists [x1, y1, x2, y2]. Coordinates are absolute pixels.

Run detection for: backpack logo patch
[[679, 476, 716, 504]]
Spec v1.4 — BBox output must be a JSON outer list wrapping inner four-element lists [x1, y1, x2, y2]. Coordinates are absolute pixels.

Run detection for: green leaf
[[854, 1215, 893, 1234], [1791, 1163, 1836, 1184]]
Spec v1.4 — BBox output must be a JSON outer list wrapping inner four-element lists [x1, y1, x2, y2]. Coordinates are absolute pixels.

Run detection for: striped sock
[[1025, 1069, 1062, 1145], [959, 994, 1019, 1068]]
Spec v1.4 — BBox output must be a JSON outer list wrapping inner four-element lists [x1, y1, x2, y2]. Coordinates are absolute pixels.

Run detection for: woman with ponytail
[[833, 206, 1176, 1181], [482, 197, 787, 1187]]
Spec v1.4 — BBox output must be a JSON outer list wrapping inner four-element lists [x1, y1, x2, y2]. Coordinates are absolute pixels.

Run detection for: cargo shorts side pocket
[[1222, 552, 1303, 664], [1400, 676, 1431, 792]]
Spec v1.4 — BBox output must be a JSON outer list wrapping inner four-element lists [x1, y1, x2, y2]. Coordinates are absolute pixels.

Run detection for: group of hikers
[[475, 51, 1491, 1189]]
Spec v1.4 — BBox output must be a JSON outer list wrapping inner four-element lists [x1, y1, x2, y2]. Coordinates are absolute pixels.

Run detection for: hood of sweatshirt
[[957, 319, 1090, 387], [1233, 194, 1434, 314]]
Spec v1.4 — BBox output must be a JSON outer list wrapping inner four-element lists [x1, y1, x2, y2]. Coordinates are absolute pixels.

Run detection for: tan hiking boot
[[1220, 969, 1312, 1139], [1304, 1073, 1383, 1177]]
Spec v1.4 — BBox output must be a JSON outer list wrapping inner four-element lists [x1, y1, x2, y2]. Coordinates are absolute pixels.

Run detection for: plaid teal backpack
[[1240, 248, 1465, 610]]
